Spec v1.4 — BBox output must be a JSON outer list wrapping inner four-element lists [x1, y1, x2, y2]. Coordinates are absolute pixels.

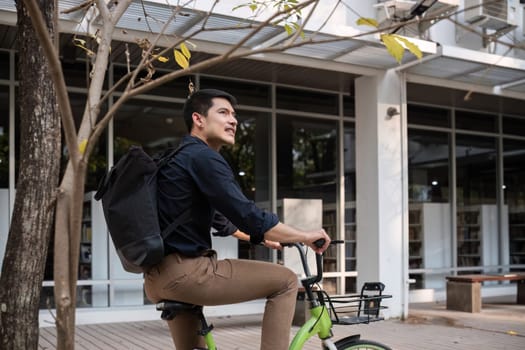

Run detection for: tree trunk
[[0, 1, 60, 349], [54, 162, 86, 350]]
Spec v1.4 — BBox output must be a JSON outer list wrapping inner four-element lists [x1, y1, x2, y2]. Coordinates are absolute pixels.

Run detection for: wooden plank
[[446, 274, 525, 283], [445, 273, 525, 312]]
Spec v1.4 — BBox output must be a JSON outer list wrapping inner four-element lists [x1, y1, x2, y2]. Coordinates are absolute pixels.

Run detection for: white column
[[355, 71, 407, 318]]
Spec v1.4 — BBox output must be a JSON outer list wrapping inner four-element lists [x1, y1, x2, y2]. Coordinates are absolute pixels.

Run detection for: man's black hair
[[183, 89, 237, 132]]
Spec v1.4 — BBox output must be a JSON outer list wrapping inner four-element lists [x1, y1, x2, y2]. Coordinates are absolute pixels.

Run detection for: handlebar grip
[[313, 239, 325, 248]]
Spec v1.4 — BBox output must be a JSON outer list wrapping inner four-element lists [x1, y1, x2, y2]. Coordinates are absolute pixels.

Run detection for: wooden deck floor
[[38, 300, 525, 350], [39, 315, 285, 350]]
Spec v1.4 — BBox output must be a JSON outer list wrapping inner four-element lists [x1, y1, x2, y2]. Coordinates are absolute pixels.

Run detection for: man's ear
[[192, 112, 203, 128]]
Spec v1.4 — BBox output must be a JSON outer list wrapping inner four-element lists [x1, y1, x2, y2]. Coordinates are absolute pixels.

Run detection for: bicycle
[[156, 240, 392, 349]]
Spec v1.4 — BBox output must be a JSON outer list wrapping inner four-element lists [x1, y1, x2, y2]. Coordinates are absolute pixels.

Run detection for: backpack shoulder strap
[[156, 140, 197, 169], [161, 208, 192, 239], [157, 140, 198, 239]]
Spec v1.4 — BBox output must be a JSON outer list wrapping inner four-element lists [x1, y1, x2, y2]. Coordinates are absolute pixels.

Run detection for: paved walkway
[[39, 297, 525, 349]]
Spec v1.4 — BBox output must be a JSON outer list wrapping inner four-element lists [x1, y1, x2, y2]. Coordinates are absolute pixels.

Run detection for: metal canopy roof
[[0, 0, 524, 98]]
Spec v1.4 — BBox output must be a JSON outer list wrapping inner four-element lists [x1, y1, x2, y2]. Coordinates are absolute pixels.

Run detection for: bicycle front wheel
[[333, 337, 391, 350]]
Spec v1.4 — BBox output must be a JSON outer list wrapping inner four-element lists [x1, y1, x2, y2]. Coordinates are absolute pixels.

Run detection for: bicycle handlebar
[[281, 240, 344, 304], [281, 240, 344, 288]]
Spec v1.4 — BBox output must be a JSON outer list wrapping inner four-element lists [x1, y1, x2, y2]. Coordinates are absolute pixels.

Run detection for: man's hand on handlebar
[[304, 229, 331, 254], [263, 239, 282, 250]]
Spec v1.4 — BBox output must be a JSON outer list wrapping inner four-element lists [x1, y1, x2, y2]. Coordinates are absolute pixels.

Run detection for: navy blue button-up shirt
[[157, 135, 279, 257]]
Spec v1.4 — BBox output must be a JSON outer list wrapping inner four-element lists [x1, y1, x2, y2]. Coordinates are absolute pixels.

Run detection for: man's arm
[[232, 230, 282, 250], [191, 149, 329, 251], [263, 222, 331, 254]]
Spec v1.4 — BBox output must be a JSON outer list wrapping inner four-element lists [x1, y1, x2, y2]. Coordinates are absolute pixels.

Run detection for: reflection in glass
[[408, 130, 450, 203], [112, 65, 190, 95], [277, 116, 337, 199], [0, 86, 8, 188], [114, 99, 186, 159], [408, 129, 450, 289], [502, 115, 525, 137], [456, 134, 497, 269], [277, 115, 338, 272], [39, 285, 110, 309], [200, 77, 271, 108], [343, 96, 355, 117], [344, 123, 357, 286], [0, 51, 8, 80], [504, 139, 525, 270], [276, 87, 338, 115], [456, 110, 497, 133], [62, 61, 107, 88], [408, 105, 451, 128]]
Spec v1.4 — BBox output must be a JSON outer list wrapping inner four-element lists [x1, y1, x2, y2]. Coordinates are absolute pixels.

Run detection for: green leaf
[[381, 34, 405, 63], [174, 49, 189, 69], [356, 17, 378, 28], [249, 4, 257, 12], [392, 35, 423, 60], [284, 23, 293, 35]]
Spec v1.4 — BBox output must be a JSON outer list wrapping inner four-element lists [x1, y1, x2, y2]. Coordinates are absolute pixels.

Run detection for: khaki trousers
[[144, 252, 298, 350]]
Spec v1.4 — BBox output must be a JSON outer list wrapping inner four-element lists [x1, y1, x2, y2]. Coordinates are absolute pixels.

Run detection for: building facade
[[0, 0, 524, 324]]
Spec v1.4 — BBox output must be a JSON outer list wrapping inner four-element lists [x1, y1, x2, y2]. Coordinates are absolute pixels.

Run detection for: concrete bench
[[446, 274, 525, 312]]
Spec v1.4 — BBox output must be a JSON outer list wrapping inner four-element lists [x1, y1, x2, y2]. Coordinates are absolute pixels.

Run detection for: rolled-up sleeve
[[189, 148, 279, 244], [212, 211, 238, 237]]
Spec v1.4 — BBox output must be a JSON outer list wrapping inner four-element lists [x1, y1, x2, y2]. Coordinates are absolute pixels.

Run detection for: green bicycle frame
[[202, 304, 334, 350], [204, 332, 217, 350], [289, 304, 334, 349]]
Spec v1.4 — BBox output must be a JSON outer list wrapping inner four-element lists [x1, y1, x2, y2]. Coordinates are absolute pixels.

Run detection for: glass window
[[408, 130, 450, 203], [408, 105, 451, 128], [455, 110, 498, 133], [137, 68, 194, 99], [276, 87, 338, 115], [0, 86, 8, 188], [200, 77, 271, 108], [503, 138, 525, 269], [62, 61, 106, 88], [0, 85, 8, 275], [344, 122, 357, 292], [276, 115, 337, 198], [408, 129, 451, 289], [114, 98, 186, 159], [503, 115, 525, 137], [113, 65, 192, 97], [277, 115, 338, 279], [0, 51, 9, 80], [343, 95, 354, 117], [456, 134, 497, 269]]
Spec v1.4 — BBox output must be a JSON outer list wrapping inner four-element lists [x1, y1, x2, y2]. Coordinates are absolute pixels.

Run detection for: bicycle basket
[[319, 282, 392, 325]]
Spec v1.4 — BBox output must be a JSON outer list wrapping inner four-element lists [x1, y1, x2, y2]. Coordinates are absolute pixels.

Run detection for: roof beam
[[494, 77, 525, 91]]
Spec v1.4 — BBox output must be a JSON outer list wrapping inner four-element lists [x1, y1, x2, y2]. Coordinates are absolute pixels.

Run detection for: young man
[[144, 89, 330, 349]]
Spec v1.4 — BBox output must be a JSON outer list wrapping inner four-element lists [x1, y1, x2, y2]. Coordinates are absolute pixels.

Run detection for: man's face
[[193, 97, 237, 150]]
